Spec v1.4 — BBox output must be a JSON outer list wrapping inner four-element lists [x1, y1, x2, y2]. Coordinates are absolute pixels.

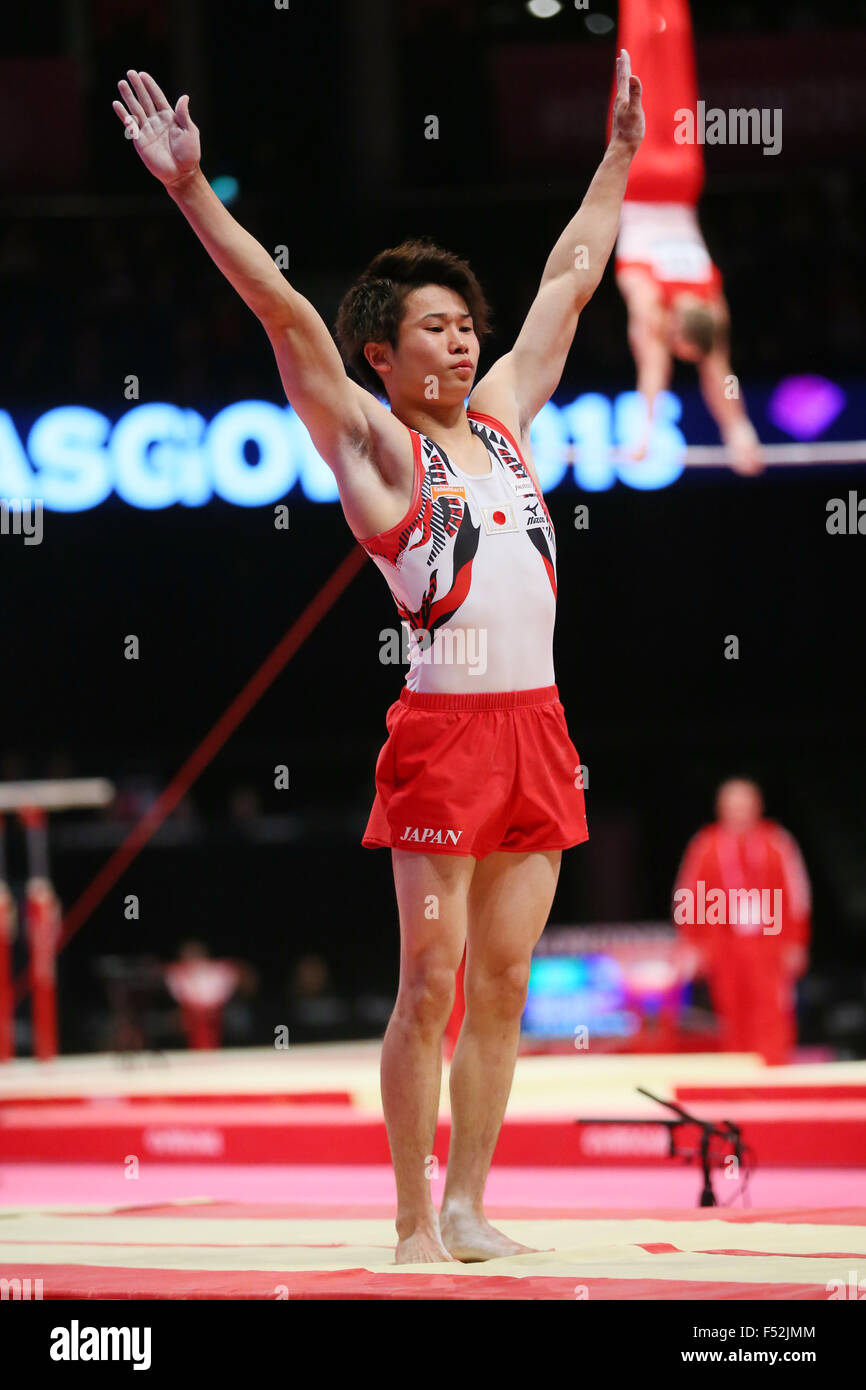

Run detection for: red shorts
[[362, 685, 589, 859]]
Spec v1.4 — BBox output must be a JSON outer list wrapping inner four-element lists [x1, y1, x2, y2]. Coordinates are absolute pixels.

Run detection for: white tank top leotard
[[617, 200, 715, 285], [358, 410, 557, 694]]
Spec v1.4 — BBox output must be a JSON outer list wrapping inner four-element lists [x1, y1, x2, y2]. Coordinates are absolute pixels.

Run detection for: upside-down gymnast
[[611, 0, 763, 474], [113, 54, 645, 1264]]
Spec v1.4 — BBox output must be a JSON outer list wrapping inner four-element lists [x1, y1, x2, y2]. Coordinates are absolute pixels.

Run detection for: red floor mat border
[[0, 1263, 831, 1301]]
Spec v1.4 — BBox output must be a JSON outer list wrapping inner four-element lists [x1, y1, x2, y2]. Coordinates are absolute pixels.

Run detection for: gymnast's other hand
[[112, 70, 201, 191], [725, 419, 765, 477]]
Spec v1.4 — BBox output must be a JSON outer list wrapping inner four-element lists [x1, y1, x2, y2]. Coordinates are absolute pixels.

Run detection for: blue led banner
[[0, 377, 861, 512]]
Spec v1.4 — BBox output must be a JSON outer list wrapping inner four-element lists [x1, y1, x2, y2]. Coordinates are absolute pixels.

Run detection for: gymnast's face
[[376, 284, 479, 404], [716, 779, 764, 832]]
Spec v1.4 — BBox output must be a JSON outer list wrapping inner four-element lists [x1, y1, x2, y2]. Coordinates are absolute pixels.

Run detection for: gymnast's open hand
[[610, 48, 645, 152], [112, 70, 201, 190]]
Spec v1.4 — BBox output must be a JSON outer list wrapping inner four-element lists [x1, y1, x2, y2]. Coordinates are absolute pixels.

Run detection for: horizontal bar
[[681, 441, 866, 466], [562, 442, 866, 467]]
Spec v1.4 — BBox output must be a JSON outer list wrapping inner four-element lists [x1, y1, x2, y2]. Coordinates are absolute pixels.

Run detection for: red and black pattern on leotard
[[363, 437, 465, 570], [470, 419, 557, 599], [413, 437, 466, 570], [473, 422, 555, 533], [362, 504, 420, 569], [364, 432, 481, 634], [524, 520, 557, 600], [394, 506, 481, 635]]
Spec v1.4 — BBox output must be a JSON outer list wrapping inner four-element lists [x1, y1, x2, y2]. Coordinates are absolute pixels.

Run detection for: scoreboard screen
[[522, 925, 694, 1041]]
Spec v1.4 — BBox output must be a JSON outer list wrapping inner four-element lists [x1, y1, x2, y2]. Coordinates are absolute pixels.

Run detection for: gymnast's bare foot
[[440, 1202, 543, 1262], [394, 1222, 456, 1264]]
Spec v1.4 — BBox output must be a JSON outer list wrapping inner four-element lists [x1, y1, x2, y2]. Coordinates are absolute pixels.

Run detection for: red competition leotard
[[610, 0, 722, 304], [609, 0, 704, 205]]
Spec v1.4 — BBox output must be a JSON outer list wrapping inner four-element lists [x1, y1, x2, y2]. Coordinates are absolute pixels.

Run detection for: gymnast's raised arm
[[471, 51, 645, 438], [112, 69, 414, 539]]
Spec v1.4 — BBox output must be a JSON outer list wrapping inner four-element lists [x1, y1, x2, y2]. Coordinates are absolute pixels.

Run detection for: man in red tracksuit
[[673, 780, 811, 1065]]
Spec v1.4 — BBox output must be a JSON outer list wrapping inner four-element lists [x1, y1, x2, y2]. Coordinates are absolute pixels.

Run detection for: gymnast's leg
[[381, 847, 473, 1264], [440, 848, 561, 1261]]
